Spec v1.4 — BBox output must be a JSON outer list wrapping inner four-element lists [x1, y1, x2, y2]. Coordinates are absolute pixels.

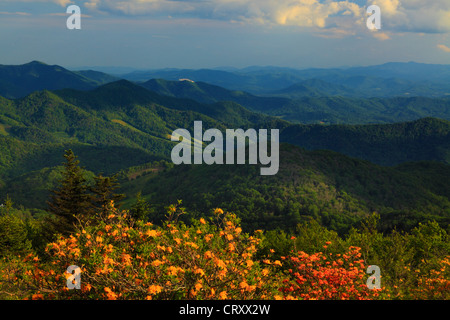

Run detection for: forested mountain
[[0, 61, 117, 99], [116, 143, 450, 233], [279, 117, 450, 165]]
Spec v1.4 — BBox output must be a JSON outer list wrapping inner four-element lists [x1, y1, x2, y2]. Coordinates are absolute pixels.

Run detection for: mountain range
[[0, 60, 449, 233], [120, 61, 450, 97]]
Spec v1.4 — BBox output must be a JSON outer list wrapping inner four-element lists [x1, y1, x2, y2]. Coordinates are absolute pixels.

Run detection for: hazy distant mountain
[[121, 62, 450, 97], [1, 61, 449, 100], [0, 61, 118, 99], [137, 78, 450, 125]]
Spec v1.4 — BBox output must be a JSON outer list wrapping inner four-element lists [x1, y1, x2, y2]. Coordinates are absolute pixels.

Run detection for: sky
[[0, 0, 449, 70]]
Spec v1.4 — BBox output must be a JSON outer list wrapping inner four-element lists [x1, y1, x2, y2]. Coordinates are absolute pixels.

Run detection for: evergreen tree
[[0, 214, 32, 257], [46, 150, 91, 235], [90, 173, 125, 217], [0, 194, 13, 216], [130, 192, 151, 221]]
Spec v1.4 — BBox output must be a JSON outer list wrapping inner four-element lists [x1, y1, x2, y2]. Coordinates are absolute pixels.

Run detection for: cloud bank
[[6, 0, 450, 35]]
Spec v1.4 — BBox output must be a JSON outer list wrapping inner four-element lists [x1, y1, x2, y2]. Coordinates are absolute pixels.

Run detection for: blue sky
[[0, 0, 449, 70]]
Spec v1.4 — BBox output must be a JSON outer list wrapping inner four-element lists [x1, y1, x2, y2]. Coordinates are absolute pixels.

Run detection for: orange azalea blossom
[[104, 287, 118, 300], [32, 293, 44, 300], [146, 230, 159, 237], [151, 260, 164, 267], [219, 291, 227, 299], [148, 285, 163, 295]]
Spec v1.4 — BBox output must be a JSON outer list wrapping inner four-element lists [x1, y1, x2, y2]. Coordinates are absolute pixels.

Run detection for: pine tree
[[46, 150, 92, 235], [130, 191, 151, 221], [90, 173, 125, 217]]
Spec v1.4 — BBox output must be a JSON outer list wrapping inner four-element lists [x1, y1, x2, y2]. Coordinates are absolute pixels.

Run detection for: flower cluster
[[278, 245, 382, 300], [28, 202, 280, 300]]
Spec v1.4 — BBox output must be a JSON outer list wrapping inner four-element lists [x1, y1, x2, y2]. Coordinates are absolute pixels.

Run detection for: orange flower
[[146, 230, 158, 237], [104, 287, 118, 300], [151, 260, 163, 267], [121, 253, 132, 266], [199, 218, 206, 224], [167, 266, 183, 276], [148, 285, 163, 295], [194, 267, 205, 276], [239, 281, 249, 290], [214, 208, 224, 215], [82, 284, 92, 292], [219, 291, 227, 299], [273, 260, 282, 267], [195, 282, 203, 291], [32, 293, 44, 300]]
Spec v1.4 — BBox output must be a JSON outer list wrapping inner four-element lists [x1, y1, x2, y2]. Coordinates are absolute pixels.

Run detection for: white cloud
[[0, 11, 31, 16], [372, 31, 391, 40], [367, 0, 450, 33], [437, 44, 450, 53]]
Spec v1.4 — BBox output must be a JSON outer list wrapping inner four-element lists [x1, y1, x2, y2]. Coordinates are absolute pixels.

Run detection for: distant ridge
[[0, 61, 117, 99]]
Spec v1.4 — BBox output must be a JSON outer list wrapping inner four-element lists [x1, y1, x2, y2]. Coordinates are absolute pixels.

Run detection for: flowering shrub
[[278, 244, 382, 300], [409, 257, 450, 300], [0, 202, 447, 300], [23, 202, 281, 300]]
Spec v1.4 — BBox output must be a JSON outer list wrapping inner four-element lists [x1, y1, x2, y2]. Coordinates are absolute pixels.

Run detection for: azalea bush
[[278, 245, 383, 300], [22, 201, 282, 300], [1, 202, 448, 300]]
